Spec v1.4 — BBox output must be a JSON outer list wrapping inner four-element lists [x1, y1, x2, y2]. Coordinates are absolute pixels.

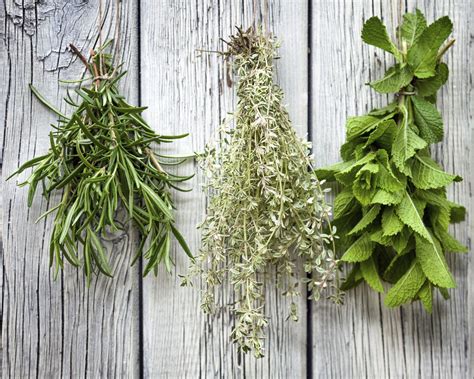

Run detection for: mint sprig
[[316, 10, 466, 311]]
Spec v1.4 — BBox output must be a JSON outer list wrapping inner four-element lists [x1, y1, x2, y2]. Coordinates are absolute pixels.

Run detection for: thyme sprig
[[189, 27, 340, 357], [9, 42, 193, 283]]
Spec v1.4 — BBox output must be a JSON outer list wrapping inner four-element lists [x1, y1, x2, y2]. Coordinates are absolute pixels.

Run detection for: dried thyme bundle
[[189, 27, 339, 357], [9, 42, 193, 283], [316, 11, 466, 310]]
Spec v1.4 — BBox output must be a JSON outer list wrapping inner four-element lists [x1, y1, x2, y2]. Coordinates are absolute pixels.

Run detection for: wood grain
[[1, 0, 472, 377], [311, 1, 472, 378], [1, 1, 140, 377], [139, 0, 308, 377]]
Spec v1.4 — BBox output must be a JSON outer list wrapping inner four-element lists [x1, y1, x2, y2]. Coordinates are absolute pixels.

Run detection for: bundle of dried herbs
[[188, 27, 339, 357], [316, 11, 466, 310], [9, 42, 193, 283]]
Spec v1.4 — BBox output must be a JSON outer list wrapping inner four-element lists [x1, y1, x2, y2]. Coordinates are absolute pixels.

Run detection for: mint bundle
[[316, 10, 467, 310]]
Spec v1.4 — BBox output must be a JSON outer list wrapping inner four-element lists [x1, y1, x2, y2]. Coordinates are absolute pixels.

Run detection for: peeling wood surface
[[1, 0, 472, 378], [1, 1, 140, 377]]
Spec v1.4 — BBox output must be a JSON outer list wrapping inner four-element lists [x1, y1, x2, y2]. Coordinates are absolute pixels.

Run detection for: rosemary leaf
[[10, 43, 193, 283]]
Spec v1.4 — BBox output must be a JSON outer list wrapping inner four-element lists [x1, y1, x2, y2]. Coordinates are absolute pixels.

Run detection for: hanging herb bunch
[[188, 27, 339, 357], [316, 11, 467, 310], [9, 42, 193, 283]]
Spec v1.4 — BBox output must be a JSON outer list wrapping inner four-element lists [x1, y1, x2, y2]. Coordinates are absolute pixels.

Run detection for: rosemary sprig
[[9, 42, 194, 283], [188, 27, 340, 358]]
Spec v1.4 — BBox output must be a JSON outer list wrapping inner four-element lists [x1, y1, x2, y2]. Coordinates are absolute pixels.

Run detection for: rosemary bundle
[[9, 42, 193, 283], [316, 11, 466, 310], [190, 28, 339, 357]]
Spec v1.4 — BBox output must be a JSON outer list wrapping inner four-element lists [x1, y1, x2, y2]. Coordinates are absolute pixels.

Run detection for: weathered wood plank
[[1, 1, 140, 377], [140, 0, 308, 377], [311, 1, 472, 378]]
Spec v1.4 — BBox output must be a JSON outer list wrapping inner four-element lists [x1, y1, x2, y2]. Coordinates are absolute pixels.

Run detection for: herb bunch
[[9, 42, 193, 283], [316, 11, 466, 311], [190, 27, 339, 357]]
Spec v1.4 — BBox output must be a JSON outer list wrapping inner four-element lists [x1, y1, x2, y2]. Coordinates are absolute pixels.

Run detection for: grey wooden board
[[1, 0, 472, 378], [140, 1, 308, 377], [311, 1, 473, 378], [1, 0, 140, 377]]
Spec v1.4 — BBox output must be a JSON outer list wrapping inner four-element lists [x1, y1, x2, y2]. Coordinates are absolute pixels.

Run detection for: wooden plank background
[[1, 0, 472, 378]]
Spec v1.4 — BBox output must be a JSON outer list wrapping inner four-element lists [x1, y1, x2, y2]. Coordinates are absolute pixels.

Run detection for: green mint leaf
[[346, 115, 395, 141], [333, 188, 357, 219], [392, 227, 413, 254], [385, 261, 426, 307], [364, 120, 397, 147], [383, 253, 414, 283], [341, 233, 374, 262], [396, 191, 431, 240], [407, 16, 453, 78], [335, 153, 376, 185], [411, 95, 444, 144], [368, 102, 398, 116], [315, 160, 355, 181], [370, 229, 392, 246], [382, 207, 404, 236], [417, 281, 433, 312], [438, 287, 450, 300], [433, 226, 468, 253], [362, 16, 401, 60], [411, 155, 461, 189], [352, 163, 379, 205], [449, 202, 466, 223], [416, 63, 449, 97], [375, 150, 404, 191], [371, 189, 404, 205], [392, 118, 427, 171], [370, 64, 413, 93], [415, 233, 456, 288], [400, 9, 427, 46], [348, 204, 381, 235], [361, 256, 384, 292]]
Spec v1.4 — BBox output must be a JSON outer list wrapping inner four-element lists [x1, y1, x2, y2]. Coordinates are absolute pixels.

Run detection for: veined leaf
[[383, 253, 414, 283], [346, 115, 395, 141], [411, 155, 461, 189], [333, 188, 357, 219], [370, 64, 413, 94], [361, 256, 384, 292], [392, 110, 427, 171], [433, 226, 468, 253], [335, 153, 376, 184], [407, 16, 453, 78], [416, 63, 449, 97], [382, 207, 404, 236], [364, 120, 397, 147], [341, 233, 374, 262], [415, 233, 456, 288], [396, 191, 431, 240], [400, 9, 427, 46], [371, 189, 403, 205], [362, 16, 401, 60], [315, 160, 355, 181], [417, 281, 433, 312], [385, 261, 426, 307], [411, 96, 444, 144], [348, 205, 381, 235]]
